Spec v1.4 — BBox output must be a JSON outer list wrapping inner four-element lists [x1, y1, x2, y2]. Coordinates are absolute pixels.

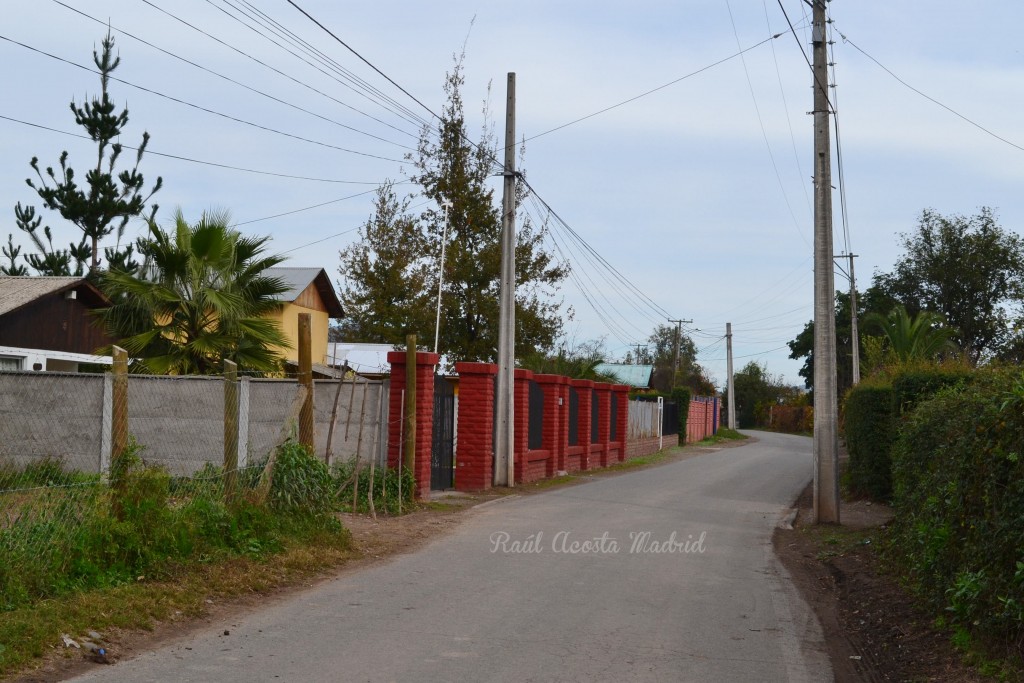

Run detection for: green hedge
[[843, 367, 971, 502], [671, 388, 691, 445], [844, 384, 895, 500], [888, 368, 1024, 647]]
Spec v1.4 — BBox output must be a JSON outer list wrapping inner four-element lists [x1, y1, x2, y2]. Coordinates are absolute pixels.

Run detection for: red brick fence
[[385, 351, 718, 497]]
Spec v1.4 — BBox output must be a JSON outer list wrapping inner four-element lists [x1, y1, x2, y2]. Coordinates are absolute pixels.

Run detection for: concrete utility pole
[[812, 0, 840, 524], [494, 72, 516, 488], [725, 323, 736, 430], [633, 343, 647, 364], [668, 319, 693, 388]]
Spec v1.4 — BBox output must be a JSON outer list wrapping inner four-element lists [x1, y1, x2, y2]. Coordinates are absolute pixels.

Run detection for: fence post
[[297, 313, 315, 451], [110, 346, 129, 518], [224, 359, 239, 502], [111, 346, 128, 467]]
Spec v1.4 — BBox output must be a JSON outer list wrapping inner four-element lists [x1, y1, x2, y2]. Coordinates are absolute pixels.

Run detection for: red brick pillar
[[454, 362, 497, 491], [534, 374, 567, 477], [513, 369, 533, 483], [612, 385, 630, 463], [571, 379, 593, 471], [593, 382, 612, 467], [387, 350, 439, 498]]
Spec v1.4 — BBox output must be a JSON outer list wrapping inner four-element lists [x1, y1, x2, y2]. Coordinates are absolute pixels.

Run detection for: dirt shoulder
[[11, 439, 741, 682], [775, 485, 996, 683]]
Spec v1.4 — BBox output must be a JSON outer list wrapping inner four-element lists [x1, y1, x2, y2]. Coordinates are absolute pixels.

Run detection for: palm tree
[[97, 209, 289, 374], [864, 305, 959, 362]]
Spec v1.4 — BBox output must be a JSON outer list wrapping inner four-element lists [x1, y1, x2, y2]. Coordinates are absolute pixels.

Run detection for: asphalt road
[[70, 431, 830, 683]]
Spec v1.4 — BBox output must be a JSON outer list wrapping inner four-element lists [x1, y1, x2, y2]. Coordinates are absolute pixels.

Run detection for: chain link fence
[[0, 366, 391, 609]]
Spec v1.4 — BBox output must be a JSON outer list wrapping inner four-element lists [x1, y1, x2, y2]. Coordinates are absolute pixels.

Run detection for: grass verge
[[0, 525, 351, 678]]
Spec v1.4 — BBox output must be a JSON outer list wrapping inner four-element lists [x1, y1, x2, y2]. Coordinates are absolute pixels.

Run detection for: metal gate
[[431, 374, 456, 490]]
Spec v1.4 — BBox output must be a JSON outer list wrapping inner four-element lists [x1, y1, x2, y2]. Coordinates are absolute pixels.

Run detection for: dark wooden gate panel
[[431, 374, 456, 490]]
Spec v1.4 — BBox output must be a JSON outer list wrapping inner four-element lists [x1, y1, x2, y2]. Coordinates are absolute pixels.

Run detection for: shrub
[[843, 366, 971, 502], [670, 387, 691, 445], [333, 460, 414, 516], [268, 441, 335, 514], [844, 383, 895, 500], [888, 367, 1024, 649]]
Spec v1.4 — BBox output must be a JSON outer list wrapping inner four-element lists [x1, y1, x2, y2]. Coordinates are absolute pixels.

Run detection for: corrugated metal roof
[[594, 363, 653, 387], [0, 276, 107, 316]]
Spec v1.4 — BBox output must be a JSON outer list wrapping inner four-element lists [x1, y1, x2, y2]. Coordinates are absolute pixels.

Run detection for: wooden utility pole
[[812, 0, 840, 524], [495, 72, 516, 487], [404, 334, 417, 474], [297, 313, 315, 450], [725, 323, 736, 430], [668, 318, 693, 388]]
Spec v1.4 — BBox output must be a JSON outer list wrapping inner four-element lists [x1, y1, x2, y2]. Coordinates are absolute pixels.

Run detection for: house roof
[[266, 267, 344, 318], [325, 342, 393, 376], [0, 276, 110, 317], [594, 363, 653, 388]]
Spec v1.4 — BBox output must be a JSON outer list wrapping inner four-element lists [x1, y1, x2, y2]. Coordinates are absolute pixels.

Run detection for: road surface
[[70, 431, 830, 682]]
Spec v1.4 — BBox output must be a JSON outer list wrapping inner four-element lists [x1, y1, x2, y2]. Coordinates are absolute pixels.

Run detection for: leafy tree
[[337, 182, 431, 341], [15, 31, 161, 276], [337, 56, 568, 364], [723, 361, 787, 428], [873, 208, 1024, 364], [519, 338, 618, 382], [863, 305, 958, 362], [97, 210, 288, 375], [788, 289, 865, 397], [645, 324, 715, 395]]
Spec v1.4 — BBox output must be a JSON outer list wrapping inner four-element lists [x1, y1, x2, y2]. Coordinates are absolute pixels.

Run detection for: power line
[[701, 343, 791, 362], [285, 0, 440, 123], [763, 0, 812, 218], [835, 24, 1024, 155], [0, 34, 407, 164], [50, 0, 415, 152], [234, 188, 379, 228], [138, 0, 419, 140], [522, 32, 788, 143], [724, 0, 809, 248], [208, 0, 429, 129], [0, 113, 393, 184]]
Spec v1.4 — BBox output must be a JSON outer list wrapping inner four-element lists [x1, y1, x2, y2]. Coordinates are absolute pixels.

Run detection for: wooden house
[[0, 276, 116, 371]]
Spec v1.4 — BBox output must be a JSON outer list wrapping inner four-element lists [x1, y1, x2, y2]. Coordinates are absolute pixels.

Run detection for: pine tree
[[336, 56, 568, 364], [16, 31, 161, 276]]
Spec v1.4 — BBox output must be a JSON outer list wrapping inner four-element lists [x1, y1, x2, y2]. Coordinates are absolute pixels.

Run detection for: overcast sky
[[3, 1, 1023, 387]]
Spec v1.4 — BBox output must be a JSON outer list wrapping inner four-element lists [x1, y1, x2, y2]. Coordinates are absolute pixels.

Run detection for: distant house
[[264, 267, 345, 366], [0, 276, 116, 372], [593, 363, 654, 389]]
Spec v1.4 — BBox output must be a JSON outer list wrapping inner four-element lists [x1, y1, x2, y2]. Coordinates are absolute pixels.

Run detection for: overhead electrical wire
[[522, 30, 795, 143], [285, 0, 439, 123], [138, 0, 419, 140], [835, 24, 1024, 155], [234, 0, 430, 128], [700, 344, 791, 362], [49, 0, 414, 151], [234, 188, 379, 227], [0, 113, 393, 184], [828, 15, 852, 258], [0, 34, 407, 164], [523, 199, 640, 347], [208, 0, 429, 130], [762, 0, 812, 217], [723, 0, 809, 248]]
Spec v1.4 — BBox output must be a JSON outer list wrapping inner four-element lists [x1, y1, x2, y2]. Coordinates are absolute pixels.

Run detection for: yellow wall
[[266, 303, 330, 364]]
